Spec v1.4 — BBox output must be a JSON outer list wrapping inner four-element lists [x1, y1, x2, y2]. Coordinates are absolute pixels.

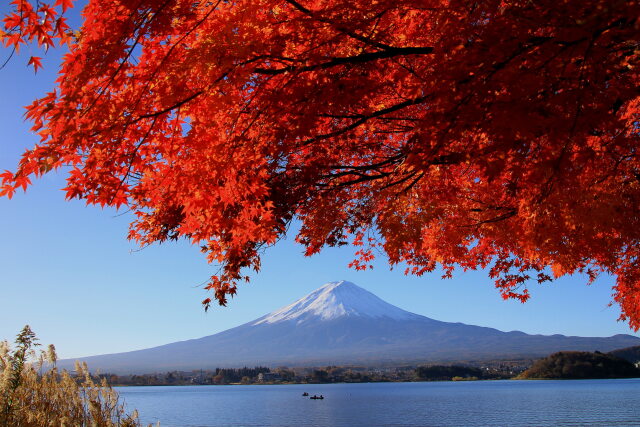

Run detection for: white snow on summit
[[253, 280, 417, 325]]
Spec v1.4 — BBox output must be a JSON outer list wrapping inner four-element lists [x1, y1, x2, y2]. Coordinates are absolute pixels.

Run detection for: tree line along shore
[[93, 347, 640, 386], [96, 363, 525, 387]]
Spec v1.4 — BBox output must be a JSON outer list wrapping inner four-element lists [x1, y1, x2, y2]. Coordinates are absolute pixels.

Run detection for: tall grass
[[0, 325, 149, 426]]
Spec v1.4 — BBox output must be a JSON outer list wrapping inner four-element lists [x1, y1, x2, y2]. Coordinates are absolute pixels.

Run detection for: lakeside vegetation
[[0, 326, 146, 427], [99, 349, 640, 386], [518, 351, 640, 380], [99, 361, 528, 386]]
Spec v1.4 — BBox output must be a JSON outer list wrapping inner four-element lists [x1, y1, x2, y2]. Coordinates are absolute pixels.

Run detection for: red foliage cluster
[[1, 0, 74, 71], [1, 0, 639, 327]]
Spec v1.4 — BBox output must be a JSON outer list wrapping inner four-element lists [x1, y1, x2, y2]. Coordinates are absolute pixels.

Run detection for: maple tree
[[2, 0, 639, 328]]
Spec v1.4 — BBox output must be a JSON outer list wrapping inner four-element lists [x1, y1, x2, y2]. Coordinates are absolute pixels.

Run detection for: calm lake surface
[[117, 379, 640, 427]]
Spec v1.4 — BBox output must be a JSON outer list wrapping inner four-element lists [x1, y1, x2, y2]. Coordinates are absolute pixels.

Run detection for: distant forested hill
[[519, 351, 640, 379], [608, 346, 640, 364]]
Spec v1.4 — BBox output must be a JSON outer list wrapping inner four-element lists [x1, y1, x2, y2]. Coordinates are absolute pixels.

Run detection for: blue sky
[[0, 6, 638, 359]]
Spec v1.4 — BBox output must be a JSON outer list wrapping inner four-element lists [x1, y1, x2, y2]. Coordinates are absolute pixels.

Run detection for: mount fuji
[[62, 281, 640, 373]]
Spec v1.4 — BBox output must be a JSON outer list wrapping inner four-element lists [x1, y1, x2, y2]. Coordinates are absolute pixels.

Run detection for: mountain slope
[[61, 281, 640, 373], [608, 345, 640, 364]]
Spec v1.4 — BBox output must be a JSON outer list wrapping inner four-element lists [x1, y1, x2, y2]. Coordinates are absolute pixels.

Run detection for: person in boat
[[302, 392, 309, 396]]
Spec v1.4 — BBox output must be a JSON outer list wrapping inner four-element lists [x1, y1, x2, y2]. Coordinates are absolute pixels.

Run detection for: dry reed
[[0, 325, 153, 426]]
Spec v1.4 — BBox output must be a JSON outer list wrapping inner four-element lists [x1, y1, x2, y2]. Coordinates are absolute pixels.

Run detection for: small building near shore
[[258, 372, 282, 382]]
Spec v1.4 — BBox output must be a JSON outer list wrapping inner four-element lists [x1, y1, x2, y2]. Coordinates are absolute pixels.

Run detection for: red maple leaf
[[27, 55, 42, 73]]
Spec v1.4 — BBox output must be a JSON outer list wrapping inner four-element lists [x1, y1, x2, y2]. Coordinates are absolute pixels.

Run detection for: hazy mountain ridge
[[60, 281, 640, 373]]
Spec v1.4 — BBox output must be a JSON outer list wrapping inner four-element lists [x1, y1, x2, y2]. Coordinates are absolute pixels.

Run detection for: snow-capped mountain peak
[[253, 280, 417, 325], [61, 280, 640, 373]]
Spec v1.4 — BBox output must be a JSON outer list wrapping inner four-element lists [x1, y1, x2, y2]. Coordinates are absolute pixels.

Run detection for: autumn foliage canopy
[[2, 0, 639, 327]]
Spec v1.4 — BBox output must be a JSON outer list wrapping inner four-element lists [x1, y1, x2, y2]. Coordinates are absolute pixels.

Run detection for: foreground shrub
[[0, 325, 147, 426]]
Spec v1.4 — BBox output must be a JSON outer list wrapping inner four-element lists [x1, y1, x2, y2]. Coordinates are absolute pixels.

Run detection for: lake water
[[117, 379, 640, 426]]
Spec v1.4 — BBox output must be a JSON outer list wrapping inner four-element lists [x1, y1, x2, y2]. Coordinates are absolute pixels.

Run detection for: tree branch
[[254, 46, 434, 75]]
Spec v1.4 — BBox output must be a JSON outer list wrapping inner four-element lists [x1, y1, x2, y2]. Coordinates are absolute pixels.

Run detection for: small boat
[[310, 395, 325, 400], [302, 392, 309, 396]]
